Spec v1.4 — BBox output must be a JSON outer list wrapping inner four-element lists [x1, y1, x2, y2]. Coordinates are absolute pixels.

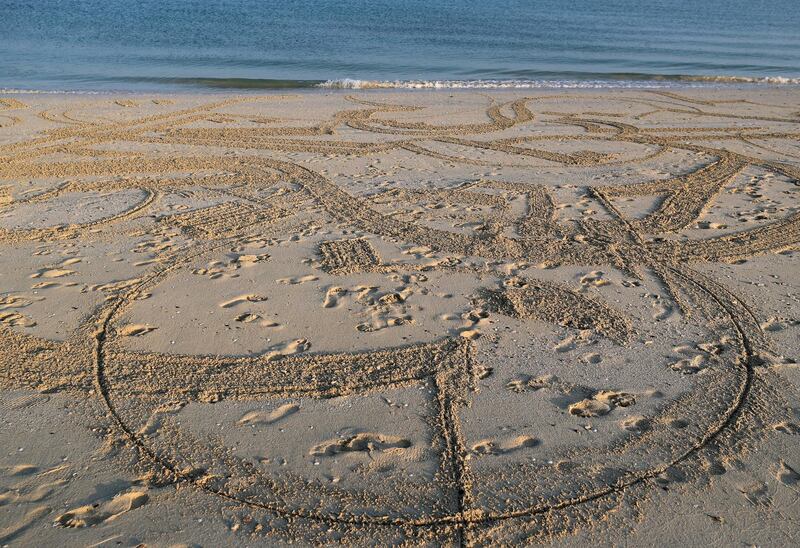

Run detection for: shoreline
[[3, 75, 800, 96]]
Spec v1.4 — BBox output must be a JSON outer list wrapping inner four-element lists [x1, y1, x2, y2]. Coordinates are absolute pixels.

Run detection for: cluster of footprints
[[0, 90, 799, 545]]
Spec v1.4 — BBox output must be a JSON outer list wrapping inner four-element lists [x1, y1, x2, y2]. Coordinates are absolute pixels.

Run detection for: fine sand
[[0, 88, 799, 546]]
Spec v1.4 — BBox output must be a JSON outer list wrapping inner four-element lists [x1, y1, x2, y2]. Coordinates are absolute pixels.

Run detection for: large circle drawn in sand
[[93, 218, 754, 528]]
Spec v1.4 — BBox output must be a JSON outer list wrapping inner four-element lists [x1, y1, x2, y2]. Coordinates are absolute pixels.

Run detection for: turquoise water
[[1, 0, 799, 91]]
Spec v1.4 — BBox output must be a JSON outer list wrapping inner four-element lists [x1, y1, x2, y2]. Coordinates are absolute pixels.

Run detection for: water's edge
[[3, 74, 800, 95]]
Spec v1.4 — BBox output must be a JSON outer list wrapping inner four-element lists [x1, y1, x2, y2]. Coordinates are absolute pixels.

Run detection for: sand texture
[[0, 89, 799, 546]]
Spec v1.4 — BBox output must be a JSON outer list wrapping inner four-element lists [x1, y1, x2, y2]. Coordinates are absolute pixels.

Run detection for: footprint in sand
[[19, 479, 68, 503], [5, 464, 38, 476], [620, 415, 650, 432], [580, 352, 603, 364], [569, 390, 635, 418], [774, 421, 800, 435], [30, 281, 61, 289], [219, 294, 267, 308], [455, 308, 489, 340], [505, 374, 554, 394], [234, 312, 261, 323], [652, 303, 673, 321], [0, 491, 16, 506], [322, 286, 348, 308], [505, 374, 638, 422], [118, 324, 157, 337], [696, 221, 728, 230], [59, 257, 82, 266], [736, 482, 770, 507], [193, 261, 236, 280], [264, 339, 310, 361], [0, 506, 50, 544], [0, 312, 37, 328], [568, 399, 611, 417], [459, 329, 481, 340], [579, 270, 610, 288], [776, 461, 800, 487], [761, 316, 799, 332], [470, 435, 538, 457], [702, 458, 727, 476], [356, 313, 414, 333], [29, 257, 82, 279], [277, 274, 319, 285], [554, 336, 577, 353], [237, 403, 300, 427], [0, 294, 38, 310], [84, 278, 142, 294], [669, 354, 708, 374], [29, 267, 74, 279], [234, 253, 270, 267], [310, 433, 412, 457], [137, 401, 185, 436], [234, 313, 280, 327], [55, 491, 148, 527]]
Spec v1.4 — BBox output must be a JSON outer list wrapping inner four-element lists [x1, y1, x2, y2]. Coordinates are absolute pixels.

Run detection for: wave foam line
[[0, 88, 104, 94], [317, 76, 800, 89]]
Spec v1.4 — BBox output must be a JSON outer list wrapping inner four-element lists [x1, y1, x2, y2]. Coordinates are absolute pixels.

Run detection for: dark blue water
[[1, 0, 799, 91]]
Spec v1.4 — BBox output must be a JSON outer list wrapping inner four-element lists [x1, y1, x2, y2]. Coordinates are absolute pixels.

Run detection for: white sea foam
[[317, 76, 800, 90], [0, 88, 103, 94], [3, 75, 799, 95]]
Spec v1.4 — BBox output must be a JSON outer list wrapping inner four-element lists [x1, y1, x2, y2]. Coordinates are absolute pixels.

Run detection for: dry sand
[[0, 88, 798, 546]]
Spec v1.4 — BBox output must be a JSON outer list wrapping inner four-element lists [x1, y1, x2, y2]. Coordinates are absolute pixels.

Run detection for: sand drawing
[[0, 90, 798, 544]]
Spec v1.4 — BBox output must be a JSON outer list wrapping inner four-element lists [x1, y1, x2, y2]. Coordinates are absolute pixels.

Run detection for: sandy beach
[[0, 88, 799, 545]]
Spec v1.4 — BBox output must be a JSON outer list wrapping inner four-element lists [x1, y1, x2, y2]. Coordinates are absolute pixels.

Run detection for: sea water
[[1, 0, 799, 92]]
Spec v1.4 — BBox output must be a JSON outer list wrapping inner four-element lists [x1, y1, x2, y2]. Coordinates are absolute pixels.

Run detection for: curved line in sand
[[89, 161, 757, 528]]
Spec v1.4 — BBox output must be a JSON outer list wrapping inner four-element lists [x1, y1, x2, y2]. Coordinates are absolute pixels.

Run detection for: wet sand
[[0, 88, 799, 545]]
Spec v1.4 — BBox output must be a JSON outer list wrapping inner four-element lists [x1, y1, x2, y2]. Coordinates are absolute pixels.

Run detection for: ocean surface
[[1, 0, 799, 92]]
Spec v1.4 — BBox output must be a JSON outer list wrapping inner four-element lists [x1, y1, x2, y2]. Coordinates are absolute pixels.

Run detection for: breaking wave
[[317, 75, 800, 90]]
